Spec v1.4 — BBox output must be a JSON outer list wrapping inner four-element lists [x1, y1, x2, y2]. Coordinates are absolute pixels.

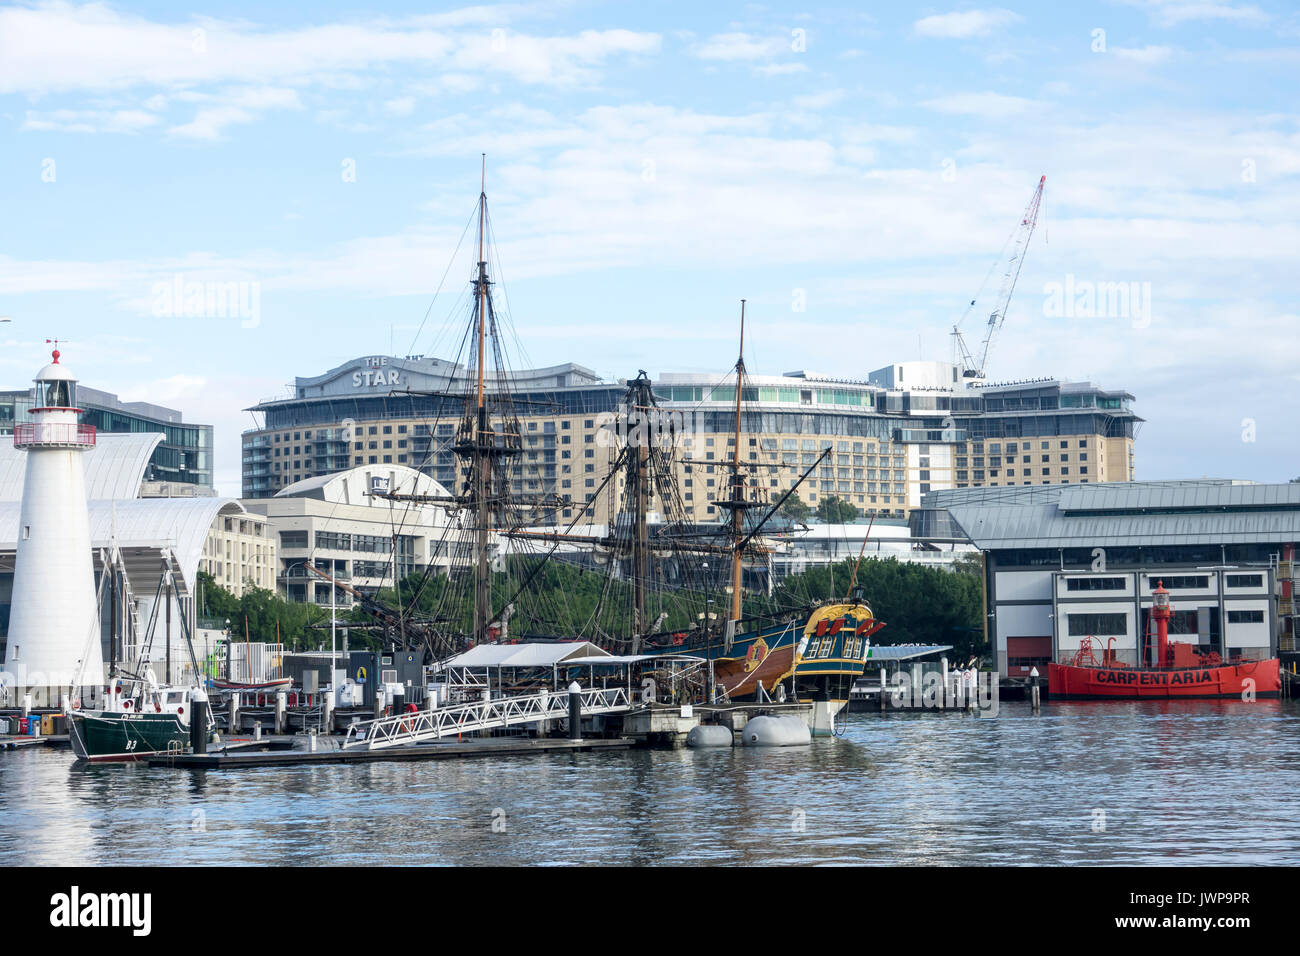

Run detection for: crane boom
[[953, 174, 1046, 380]]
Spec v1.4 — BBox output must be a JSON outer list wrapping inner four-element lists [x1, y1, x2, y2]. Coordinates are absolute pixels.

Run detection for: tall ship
[[631, 305, 886, 711], [1048, 580, 1280, 699], [347, 164, 886, 727]]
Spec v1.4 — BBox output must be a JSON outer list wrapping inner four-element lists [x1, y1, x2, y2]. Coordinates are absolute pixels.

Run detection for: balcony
[[13, 422, 96, 449]]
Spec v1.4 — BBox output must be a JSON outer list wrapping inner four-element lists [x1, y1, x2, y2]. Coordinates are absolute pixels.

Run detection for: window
[[1227, 610, 1265, 623], [1068, 613, 1127, 636], [1153, 575, 1210, 590], [1226, 574, 1263, 588], [1066, 576, 1125, 591]]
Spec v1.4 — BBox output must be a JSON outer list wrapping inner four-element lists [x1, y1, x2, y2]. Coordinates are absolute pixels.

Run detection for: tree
[[815, 495, 860, 523], [768, 556, 986, 662], [779, 491, 811, 522], [197, 572, 325, 650]]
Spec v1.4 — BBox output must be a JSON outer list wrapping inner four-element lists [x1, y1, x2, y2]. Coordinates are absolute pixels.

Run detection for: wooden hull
[[654, 603, 883, 704], [713, 643, 797, 699], [209, 677, 293, 693], [1048, 658, 1280, 700]]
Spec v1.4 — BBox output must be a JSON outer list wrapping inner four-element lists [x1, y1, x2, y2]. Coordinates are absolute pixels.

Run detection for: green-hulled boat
[[68, 677, 202, 763]]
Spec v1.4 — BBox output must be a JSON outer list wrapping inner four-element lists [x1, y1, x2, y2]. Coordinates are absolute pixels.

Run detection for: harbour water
[[2, 700, 1298, 866]]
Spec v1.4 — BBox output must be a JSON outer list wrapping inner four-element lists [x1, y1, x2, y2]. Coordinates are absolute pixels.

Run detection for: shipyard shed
[[915, 480, 1300, 677]]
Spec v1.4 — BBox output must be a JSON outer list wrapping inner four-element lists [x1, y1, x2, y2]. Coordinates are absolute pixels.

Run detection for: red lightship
[[1048, 581, 1280, 700]]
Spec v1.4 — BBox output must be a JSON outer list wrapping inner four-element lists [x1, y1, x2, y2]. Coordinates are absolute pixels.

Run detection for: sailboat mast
[[728, 300, 746, 623]]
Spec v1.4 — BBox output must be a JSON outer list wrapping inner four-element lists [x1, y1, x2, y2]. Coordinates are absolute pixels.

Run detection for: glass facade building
[[0, 384, 214, 491]]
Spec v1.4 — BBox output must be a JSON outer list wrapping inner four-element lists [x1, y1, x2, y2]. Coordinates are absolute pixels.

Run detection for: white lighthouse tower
[[3, 347, 103, 708]]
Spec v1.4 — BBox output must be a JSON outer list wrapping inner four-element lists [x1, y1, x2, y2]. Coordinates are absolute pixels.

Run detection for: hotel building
[[241, 355, 1139, 526]]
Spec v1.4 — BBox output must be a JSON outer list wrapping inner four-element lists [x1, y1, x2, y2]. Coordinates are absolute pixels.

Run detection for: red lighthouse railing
[[12, 422, 97, 449]]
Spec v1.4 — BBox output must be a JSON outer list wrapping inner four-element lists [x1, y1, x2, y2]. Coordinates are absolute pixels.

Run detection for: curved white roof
[[0, 432, 162, 502], [276, 463, 451, 505], [34, 361, 78, 382], [0, 497, 243, 595]]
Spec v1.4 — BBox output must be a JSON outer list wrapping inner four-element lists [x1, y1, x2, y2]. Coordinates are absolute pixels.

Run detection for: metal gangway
[[341, 686, 632, 751]]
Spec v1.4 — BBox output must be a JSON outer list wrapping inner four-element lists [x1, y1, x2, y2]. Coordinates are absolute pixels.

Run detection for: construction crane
[[952, 174, 1046, 380]]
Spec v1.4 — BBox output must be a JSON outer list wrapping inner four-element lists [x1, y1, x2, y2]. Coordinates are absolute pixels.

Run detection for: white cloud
[[166, 86, 303, 139], [790, 89, 845, 111], [384, 96, 416, 116], [913, 9, 1023, 38], [693, 32, 789, 61], [1120, 0, 1271, 27], [168, 106, 255, 140], [22, 107, 159, 133], [753, 62, 809, 76], [919, 91, 1034, 117], [8, 104, 1297, 302], [0, 1, 661, 96], [118, 374, 208, 406], [1112, 44, 1173, 64]]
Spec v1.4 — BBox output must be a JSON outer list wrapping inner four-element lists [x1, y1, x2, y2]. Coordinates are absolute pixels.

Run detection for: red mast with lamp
[[1150, 580, 1172, 668]]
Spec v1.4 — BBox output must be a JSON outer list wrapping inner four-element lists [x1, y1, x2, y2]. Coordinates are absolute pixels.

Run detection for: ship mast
[[473, 155, 491, 645], [628, 373, 653, 652], [729, 301, 746, 622], [442, 154, 513, 645], [716, 299, 760, 645]]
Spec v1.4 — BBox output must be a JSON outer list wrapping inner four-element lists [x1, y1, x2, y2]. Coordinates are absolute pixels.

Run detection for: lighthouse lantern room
[[3, 347, 104, 709]]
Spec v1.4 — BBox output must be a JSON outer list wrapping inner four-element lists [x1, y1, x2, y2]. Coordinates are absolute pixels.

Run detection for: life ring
[[71, 698, 81, 711]]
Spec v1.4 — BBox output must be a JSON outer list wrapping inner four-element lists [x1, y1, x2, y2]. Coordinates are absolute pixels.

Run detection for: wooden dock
[[0, 734, 69, 750], [146, 736, 635, 770]]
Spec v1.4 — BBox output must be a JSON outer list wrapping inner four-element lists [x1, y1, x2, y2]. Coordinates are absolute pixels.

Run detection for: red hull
[[1048, 658, 1280, 699]]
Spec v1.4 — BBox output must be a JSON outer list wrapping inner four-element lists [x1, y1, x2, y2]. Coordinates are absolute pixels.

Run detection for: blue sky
[[1, 0, 1297, 495]]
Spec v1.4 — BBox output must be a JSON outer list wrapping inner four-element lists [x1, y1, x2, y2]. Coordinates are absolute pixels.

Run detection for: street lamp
[[308, 549, 338, 691]]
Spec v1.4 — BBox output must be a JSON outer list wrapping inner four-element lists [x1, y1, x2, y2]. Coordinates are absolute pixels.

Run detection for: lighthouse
[[3, 347, 103, 709]]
